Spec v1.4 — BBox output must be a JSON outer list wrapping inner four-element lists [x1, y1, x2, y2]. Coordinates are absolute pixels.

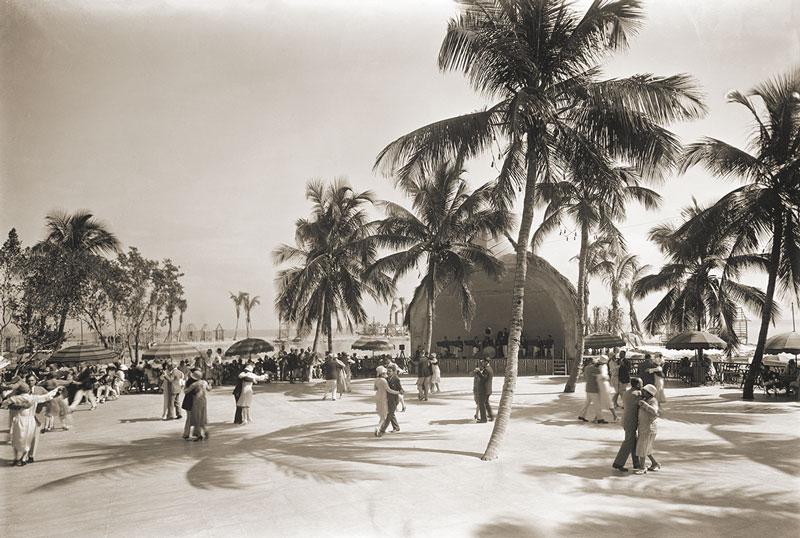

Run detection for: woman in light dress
[[430, 353, 442, 393], [182, 368, 209, 441], [373, 366, 400, 437], [652, 355, 667, 403], [608, 353, 620, 406], [2, 383, 58, 466], [635, 384, 661, 474], [237, 364, 268, 425], [596, 356, 619, 422]]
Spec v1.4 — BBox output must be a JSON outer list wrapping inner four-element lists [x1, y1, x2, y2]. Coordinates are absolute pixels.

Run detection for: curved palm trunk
[[482, 146, 537, 461], [425, 264, 436, 354], [312, 317, 322, 353], [165, 314, 174, 342], [233, 311, 240, 340], [628, 293, 641, 335], [744, 216, 783, 400], [564, 221, 589, 393]]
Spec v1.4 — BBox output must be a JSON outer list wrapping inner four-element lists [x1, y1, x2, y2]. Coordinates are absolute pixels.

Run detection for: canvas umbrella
[[764, 332, 800, 356], [48, 344, 119, 364], [583, 333, 626, 350], [352, 338, 394, 355], [224, 338, 275, 358], [665, 330, 727, 385], [140, 342, 201, 363]]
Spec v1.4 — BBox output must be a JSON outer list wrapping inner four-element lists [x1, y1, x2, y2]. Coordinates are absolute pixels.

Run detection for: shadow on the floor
[[29, 417, 483, 492], [429, 418, 476, 426], [118, 417, 166, 423], [472, 517, 548, 538]]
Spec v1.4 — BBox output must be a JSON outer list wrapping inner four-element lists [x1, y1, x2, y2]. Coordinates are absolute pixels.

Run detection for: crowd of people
[[434, 330, 557, 359]]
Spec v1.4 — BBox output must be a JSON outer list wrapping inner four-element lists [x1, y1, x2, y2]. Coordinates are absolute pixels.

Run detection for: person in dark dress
[[614, 351, 631, 409], [232, 377, 244, 424], [473, 358, 494, 423]]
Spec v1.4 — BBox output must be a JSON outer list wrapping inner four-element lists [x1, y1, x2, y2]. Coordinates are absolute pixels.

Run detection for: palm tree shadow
[[429, 418, 475, 425], [29, 418, 480, 493]]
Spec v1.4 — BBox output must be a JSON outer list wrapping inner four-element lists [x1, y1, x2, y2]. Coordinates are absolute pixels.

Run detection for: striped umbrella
[[224, 338, 275, 357], [765, 331, 800, 355], [352, 338, 393, 352], [584, 333, 626, 349], [140, 342, 201, 362], [664, 330, 727, 350], [48, 344, 119, 364]]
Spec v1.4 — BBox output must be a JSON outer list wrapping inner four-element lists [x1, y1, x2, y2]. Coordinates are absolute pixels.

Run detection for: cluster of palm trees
[[228, 291, 260, 339], [275, 0, 798, 458]]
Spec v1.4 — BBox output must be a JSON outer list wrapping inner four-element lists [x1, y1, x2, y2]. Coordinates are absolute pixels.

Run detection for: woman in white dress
[[2, 383, 58, 466], [237, 364, 268, 425], [373, 366, 400, 437], [652, 355, 667, 403], [430, 353, 442, 393], [595, 356, 619, 422]]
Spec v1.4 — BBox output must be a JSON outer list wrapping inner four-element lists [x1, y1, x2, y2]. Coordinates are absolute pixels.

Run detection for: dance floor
[[1, 376, 798, 537]]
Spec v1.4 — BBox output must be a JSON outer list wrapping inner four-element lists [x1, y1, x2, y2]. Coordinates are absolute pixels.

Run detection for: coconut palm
[[678, 69, 800, 399], [532, 159, 660, 392], [634, 202, 775, 346], [368, 159, 511, 352], [623, 262, 650, 340], [229, 291, 245, 340], [375, 0, 704, 460], [273, 179, 393, 353], [36, 210, 121, 347], [594, 252, 642, 335], [243, 294, 260, 338]]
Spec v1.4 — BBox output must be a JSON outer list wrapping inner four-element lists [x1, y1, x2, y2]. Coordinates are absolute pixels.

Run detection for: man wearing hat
[[160, 362, 184, 420], [378, 363, 405, 434], [416, 353, 433, 401], [612, 377, 643, 472], [473, 357, 494, 423]]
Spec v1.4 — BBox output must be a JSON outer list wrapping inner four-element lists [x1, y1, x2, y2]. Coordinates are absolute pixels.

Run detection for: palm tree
[[623, 262, 650, 341], [229, 291, 245, 340], [595, 252, 642, 335], [634, 202, 774, 346], [368, 159, 511, 353], [176, 298, 187, 340], [37, 210, 121, 347], [678, 69, 800, 399], [375, 0, 704, 460], [532, 160, 661, 392], [243, 294, 260, 338], [273, 179, 393, 353]]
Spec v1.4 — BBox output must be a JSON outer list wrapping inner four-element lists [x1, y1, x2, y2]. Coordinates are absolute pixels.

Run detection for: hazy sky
[[1, 0, 798, 336]]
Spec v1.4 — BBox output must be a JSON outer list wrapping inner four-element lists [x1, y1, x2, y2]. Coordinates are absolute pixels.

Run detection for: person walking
[[596, 357, 619, 422], [634, 384, 662, 474], [374, 366, 401, 437], [613, 351, 630, 409], [69, 365, 98, 411], [416, 354, 433, 401], [578, 358, 605, 423], [612, 378, 643, 472], [473, 357, 494, 423], [430, 353, 441, 393], [237, 364, 268, 424]]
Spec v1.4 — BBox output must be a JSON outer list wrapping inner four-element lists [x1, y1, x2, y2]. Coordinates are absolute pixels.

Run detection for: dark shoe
[[488, 417, 494, 422], [26, 456, 34, 464], [391, 429, 400, 433], [578, 416, 588, 422], [593, 419, 609, 424], [612, 464, 628, 472], [176, 415, 183, 419], [647, 463, 661, 472], [476, 419, 487, 423]]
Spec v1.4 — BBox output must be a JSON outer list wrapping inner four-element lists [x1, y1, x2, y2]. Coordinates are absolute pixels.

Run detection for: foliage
[[0, 228, 23, 347]]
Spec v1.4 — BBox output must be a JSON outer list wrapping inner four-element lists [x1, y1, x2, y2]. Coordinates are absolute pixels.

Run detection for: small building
[[200, 324, 210, 341], [186, 323, 197, 342], [214, 323, 225, 341]]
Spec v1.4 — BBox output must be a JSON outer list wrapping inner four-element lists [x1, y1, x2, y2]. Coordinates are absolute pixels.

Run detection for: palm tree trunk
[[312, 317, 322, 353], [425, 264, 436, 354], [744, 216, 783, 400], [481, 144, 537, 462], [55, 304, 69, 349], [327, 308, 333, 353], [583, 288, 590, 335], [165, 314, 173, 342], [234, 312, 239, 340], [564, 220, 590, 393], [628, 296, 641, 335], [610, 281, 621, 334]]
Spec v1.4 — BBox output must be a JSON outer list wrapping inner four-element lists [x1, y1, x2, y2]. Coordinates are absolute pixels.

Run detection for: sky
[[1, 0, 799, 338]]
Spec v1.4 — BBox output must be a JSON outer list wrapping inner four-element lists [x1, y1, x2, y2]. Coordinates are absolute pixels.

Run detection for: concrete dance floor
[[1, 376, 798, 537]]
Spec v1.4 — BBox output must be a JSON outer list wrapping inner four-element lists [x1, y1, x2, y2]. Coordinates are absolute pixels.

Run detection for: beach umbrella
[[140, 341, 201, 362], [764, 332, 800, 355], [584, 333, 626, 350], [224, 338, 275, 357], [665, 330, 727, 385], [48, 344, 119, 364]]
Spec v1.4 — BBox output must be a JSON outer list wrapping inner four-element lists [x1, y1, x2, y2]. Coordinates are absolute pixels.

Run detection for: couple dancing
[[373, 364, 405, 437], [612, 377, 662, 474]]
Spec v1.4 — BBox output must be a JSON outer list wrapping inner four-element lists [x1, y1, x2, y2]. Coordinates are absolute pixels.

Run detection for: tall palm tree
[[243, 294, 260, 338], [623, 262, 650, 340], [532, 160, 661, 392], [595, 252, 642, 335], [229, 291, 245, 340], [374, 0, 704, 460], [37, 210, 121, 347], [368, 159, 511, 353], [273, 179, 393, 353], [634, 202, 774, 346], [678, 69, 800, 399]]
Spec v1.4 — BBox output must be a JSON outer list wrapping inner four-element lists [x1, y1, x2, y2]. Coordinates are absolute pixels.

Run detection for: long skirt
[[11, 413, 37, 452], [654, 376, 667, 403], [636, 430, 657, 458], [191, 396, 208, 429]]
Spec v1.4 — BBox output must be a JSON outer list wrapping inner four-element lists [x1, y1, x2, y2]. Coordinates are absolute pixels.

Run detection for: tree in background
[[229, 291, 246, 340], [243, 294, 260, 338], [368, 159, 510, 352], [274, 179, 393, 352], [678, 69, 800, 399], [0, 229, 23, 349]]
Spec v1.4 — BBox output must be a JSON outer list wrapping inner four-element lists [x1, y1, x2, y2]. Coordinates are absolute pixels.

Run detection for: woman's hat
[[642, 384, 657, 397], [376, 366, 387, 376], [244, 364, 254, 372], [190, 369, 203, 380]]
